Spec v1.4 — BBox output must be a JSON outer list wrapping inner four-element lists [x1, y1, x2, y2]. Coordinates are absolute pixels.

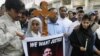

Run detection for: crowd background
[[0, 0, 100, 56]]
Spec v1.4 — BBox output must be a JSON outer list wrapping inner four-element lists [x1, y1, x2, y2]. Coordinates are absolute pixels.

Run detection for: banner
[[22, 34, 65, 56]]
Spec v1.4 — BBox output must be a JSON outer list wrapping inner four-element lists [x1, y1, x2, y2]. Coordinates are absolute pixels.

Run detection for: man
[[0, 0, 25, 56], [69, 10, 85, 34], [20, 10, 28, 34], [59, 6, 73, 56], [47, 8, 65, 35], [59, 6, 72, 35], [43, 47, 52, 56]]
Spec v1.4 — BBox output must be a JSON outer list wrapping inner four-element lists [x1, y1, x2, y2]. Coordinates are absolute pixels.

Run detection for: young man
[[69, 14, 95, 56], [42, 47, 52, 56], [58, 6, 72, 56], [0, 0, 25, 56]]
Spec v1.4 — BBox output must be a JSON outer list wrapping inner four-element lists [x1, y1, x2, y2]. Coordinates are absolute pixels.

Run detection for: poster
[[22, 34, 65, 56]]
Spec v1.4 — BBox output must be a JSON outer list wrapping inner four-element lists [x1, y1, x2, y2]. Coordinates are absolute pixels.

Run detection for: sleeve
[[69, 30, 80, 50], [0, 22, 16, 48]]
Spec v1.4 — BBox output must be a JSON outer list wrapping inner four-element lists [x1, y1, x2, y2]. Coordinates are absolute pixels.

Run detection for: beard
[[14, 16, 20, 21], [60, 15, 65, 19]]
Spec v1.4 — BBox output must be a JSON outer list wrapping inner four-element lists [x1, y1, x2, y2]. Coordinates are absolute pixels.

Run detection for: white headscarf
[[27, 17, 42, 34]]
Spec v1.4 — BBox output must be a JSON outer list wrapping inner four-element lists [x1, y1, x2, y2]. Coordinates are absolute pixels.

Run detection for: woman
[[69, 15, 95, 56], [25, 17, 42, 37]]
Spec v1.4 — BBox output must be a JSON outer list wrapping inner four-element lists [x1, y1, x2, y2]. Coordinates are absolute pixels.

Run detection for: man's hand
[[16, 31, 25, 40], [96, 50, 100, 55]]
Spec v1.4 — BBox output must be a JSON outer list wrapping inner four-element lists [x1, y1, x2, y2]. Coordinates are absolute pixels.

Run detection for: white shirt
[[0, 12, 23, 56], [69, 20, 80, 34], [58, 16, 72, 34]]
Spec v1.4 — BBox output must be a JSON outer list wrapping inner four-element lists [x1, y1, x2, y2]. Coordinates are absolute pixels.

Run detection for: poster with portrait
[[22, 34, 65, 56]]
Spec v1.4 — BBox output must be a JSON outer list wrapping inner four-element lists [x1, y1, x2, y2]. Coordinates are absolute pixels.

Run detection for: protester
[[69, 14, 95, 56], [47, 8, 65, 35], [0, 0, 25, 56], [25, 17, 42, 37], [20, 10, 29, 34]]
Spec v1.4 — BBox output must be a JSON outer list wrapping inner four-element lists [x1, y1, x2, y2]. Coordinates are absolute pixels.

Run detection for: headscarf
[[26, 17, 42, 34]]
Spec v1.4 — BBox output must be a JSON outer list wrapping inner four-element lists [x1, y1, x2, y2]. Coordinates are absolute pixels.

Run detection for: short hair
[[82, 14, 90, 21], [5, 0, 25, 12], [29, 8, 37, 15], [59, 6, 67, 11], [73, 12, 76, 15], [78, 10, 84, 13], [22, 10, 29, 17], [48, 8, 55, 11], [76, 6, 83, 10]]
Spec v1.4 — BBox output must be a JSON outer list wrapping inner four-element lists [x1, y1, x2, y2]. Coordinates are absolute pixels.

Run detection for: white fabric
[[58, 16, 72, 35], [27, 17, 42, 33], [69, 20, 80, 34], [31, 31, 41, 37], [0, 12, 23, 56]]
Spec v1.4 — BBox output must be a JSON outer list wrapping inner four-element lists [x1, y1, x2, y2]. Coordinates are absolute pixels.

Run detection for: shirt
[[47, 19, 65, 35], [0, 12, 23, 56], [58, 16, 72, 34], [69, 20, 80, 34]]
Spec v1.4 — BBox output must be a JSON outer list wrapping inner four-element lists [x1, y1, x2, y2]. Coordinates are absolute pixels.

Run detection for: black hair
[[78, 10, 84, 13], [22, 10, 29, 17], [76, 6, 83, 10], [90, 13, 96, 16], [59, 6, 67, 11], [41, 46, 52, 54], [82, 14, 91, 21], [29, 8, 37, 16], [5, 0, 25, 12], [73, 12, 76, 16], [40, 1, 48, 9], [48, 8, 55, 11]]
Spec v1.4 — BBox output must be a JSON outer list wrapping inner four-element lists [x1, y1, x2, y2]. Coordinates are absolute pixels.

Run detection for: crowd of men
[[0, 0, 100, 56]]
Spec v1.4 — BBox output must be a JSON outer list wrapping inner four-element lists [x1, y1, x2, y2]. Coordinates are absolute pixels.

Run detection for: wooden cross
[[32, 1, 50, 36]]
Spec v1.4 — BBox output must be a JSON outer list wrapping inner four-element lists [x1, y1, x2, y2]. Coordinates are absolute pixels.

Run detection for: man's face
[[10, 9, 22, 21], [43, 48, 52, 56], [49, 12, 57, 23], [81, 19, 90, 29], [78, 12, 84, 21], [59, 8, 66, 18], [20, 15, 27, 22]]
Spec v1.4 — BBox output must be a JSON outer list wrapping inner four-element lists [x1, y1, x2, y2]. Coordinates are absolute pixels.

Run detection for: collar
[[48, 19, 59, 25], [4, 12, 13, 22]]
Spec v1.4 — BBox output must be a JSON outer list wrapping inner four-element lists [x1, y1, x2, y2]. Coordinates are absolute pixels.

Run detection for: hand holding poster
[[22, 34, 65, 56]]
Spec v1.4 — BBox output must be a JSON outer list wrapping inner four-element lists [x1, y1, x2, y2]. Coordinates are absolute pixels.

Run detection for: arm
[[0, 22, 16, 48]]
